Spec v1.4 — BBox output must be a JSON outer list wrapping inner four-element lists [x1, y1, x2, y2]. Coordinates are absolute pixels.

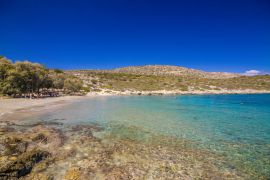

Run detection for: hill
[[67, 65, 270, 94], [112, 65, 240, 79]]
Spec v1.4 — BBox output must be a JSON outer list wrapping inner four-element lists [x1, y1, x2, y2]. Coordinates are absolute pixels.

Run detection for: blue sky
[[0, 0, 269, 73]]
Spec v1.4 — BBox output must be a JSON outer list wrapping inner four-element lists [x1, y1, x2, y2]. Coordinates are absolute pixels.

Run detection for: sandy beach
[[0, 96, 83, 119]]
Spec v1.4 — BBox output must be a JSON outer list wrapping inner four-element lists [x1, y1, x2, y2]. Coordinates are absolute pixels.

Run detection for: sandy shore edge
[[1, 90, 269, 116], [0, 96, 83, 116]]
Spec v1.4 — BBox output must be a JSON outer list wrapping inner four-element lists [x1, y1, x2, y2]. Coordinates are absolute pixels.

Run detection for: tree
[[51, 72, 66, 89], [1, 61, 52, 95], [64, 77, 83, 93], [0, 56, 85, 97], [13, 61, 51, 94], [1, 70, 21, 95], [0, 57, 14, 82]]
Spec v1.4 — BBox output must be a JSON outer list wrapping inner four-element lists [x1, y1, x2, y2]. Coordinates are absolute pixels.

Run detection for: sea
[[12, 94, 270, 178]]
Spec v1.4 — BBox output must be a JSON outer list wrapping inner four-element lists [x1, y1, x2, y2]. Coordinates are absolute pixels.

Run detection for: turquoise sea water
[[24, 94, 270, 178]]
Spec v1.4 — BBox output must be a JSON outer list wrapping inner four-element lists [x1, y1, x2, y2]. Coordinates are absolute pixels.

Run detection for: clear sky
[[0, 0, 269, 73]]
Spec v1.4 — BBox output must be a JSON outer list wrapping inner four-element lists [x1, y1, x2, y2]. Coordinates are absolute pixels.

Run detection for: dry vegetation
[[112, 65, 240, 79], [67, 69, 270, 92], [0, 57, 84, 98]]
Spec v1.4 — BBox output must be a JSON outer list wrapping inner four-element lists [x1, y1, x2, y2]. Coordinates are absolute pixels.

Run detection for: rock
[[0, 128, 7, 135], [29, 126, 65, 155], [9, 156, 17, 161], [32, 158, 51, 173], [0, 149, 50, 179], [0, 144, 5, 154], [64, 167, 82, 180], [26, 173, 54, 180], [0, 126, 15, 133], [31, 133, 48, 144], [71, 124, 103, 134], [1, 137, 27, 156], [0, 156, 9, 165]]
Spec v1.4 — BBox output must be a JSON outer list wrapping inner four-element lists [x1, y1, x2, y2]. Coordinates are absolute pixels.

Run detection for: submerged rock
[[0, 128, 5, 133], [31, 133, 48, 144], [25, 173, 54, 180], [0, 121, 246, 179], [1, 137, 27, 156], [70, 124, 104, 133], [28, 126, 65, 155], [15, 121, 64, 128], [0, 149, 50, 179], [64, 167, 82, 180], [0, 125, 64, 179], [0, 121, 16, 133]]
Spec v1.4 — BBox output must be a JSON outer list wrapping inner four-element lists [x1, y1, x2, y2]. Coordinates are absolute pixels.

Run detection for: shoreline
[[1, 90, 269, 119], [87, 89, 270, 96]]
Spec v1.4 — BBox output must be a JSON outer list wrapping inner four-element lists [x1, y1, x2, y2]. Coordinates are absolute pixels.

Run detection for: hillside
[[67, 65, 270, 94], [112, 65, 240, 79]]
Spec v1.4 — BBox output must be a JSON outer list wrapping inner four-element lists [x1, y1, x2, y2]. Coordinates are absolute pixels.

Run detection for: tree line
[[0, 56, 83, 98]]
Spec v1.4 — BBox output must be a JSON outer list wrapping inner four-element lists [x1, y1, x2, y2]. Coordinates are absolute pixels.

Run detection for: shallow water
[[5, 94, 270, 179]]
